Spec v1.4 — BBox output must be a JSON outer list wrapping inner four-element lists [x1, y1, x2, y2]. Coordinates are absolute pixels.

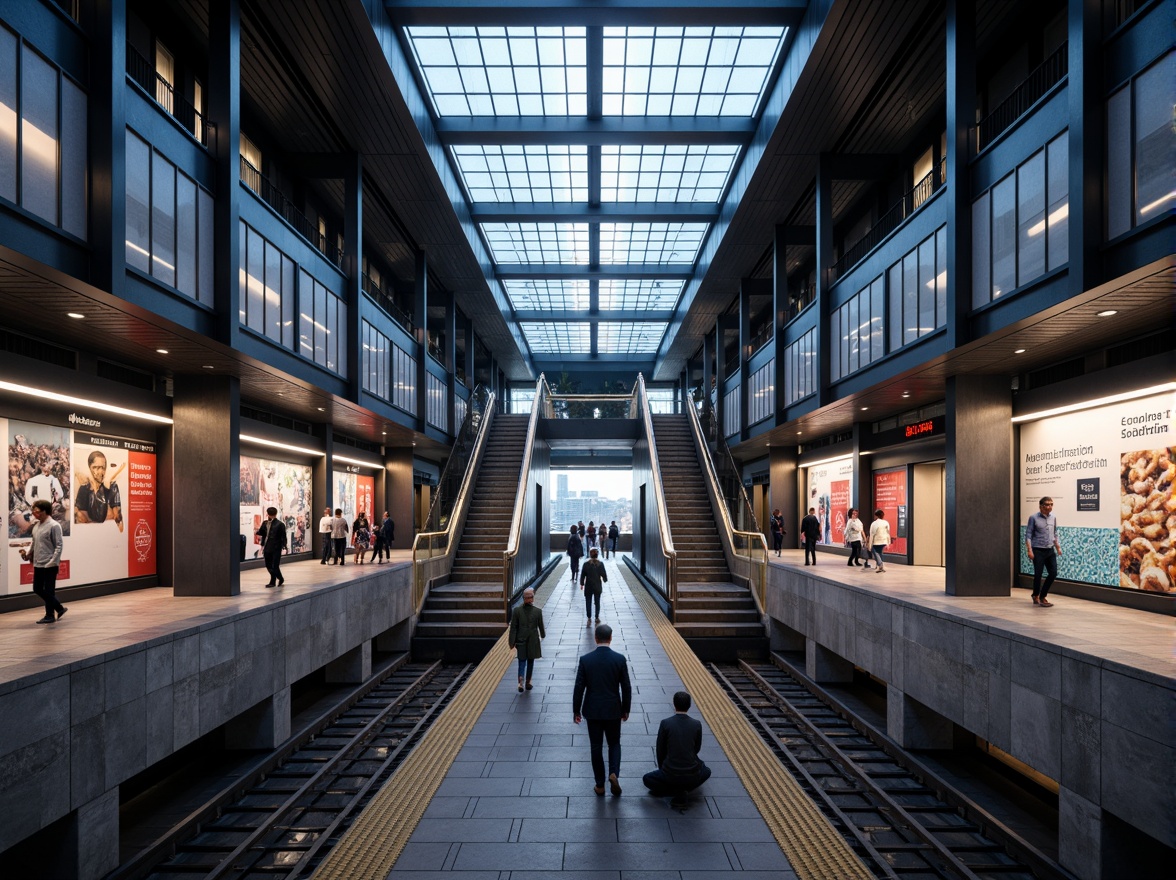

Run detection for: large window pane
[[902, 253, 917, 345], [198, 188, 214, 305], [888, 262, 902, 352], [1134, 53, 1176, 223], [1046, 132, 1068, 269], [21, 45, 58, 224], [870, 277, 884, 362], [246, 225, 264, 331], [1105, 87, 1131, 238], [971, 192, 990, 309], [60, 77, 86, 238], [281, 255, 295, 348], [917, 237, 935, 337], [1017, 150, 1045, 285], [126, 133, 151, 272], [176, 173, 196, 297], [264, 240, 281, 343], [991, 174, 1016, 299], [935, 227, 947, 326], [0, 26, 16, 202], [151, 150, 176, 286]]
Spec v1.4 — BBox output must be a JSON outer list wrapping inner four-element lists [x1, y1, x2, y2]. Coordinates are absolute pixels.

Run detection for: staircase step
[[673, 622, 766, 638]]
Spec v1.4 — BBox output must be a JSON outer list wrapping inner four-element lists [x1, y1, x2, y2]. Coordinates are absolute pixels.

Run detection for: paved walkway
[[769, 549, 1174, 683], [389, 556, 799, 879]]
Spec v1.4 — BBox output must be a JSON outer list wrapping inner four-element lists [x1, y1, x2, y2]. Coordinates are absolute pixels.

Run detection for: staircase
[[412, 414, 529, 662], [651, 414, 766, 660]]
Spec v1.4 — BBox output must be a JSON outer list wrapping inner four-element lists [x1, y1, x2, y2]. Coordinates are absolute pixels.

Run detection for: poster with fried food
[[1018, 389, 1174, 592]]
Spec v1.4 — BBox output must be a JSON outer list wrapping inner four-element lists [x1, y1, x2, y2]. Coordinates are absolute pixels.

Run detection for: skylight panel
[[504, 279, 592, 311], [481, 223, 590, 264], [599, 223, 707, 264], [598, 321, 666, 354], [602, 26, 786, 117], [406, 26, 586, 117], [453, 146, 589, 202], [600, 145, 738, 203], [598, 280, 684, 311], [520, 321, 592, 354]]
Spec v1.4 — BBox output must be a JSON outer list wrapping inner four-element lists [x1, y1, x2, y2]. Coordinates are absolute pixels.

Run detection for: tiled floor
[[0, 551, 414, 691], [389, 556, 799, 879], [770, 549, 1174, 682]]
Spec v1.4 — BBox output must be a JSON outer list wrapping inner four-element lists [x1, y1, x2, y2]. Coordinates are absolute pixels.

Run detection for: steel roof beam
[[512, 309, 674, 321], [436, 117, 755, 146], [496, 264, 695, 279], [472, 203, 720, 223], [386, 0, 804, 27]]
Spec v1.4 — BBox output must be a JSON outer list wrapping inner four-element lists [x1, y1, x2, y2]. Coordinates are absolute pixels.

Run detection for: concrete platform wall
[[0, 567, 414, 873], [765, 567, 1175, 880]]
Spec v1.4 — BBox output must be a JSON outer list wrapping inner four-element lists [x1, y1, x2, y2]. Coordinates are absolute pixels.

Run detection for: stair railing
[[637, 374, 678, 611], [411, 388, 496, 615], [422, 384, 491, 532], [502, 373, 550, 616], [684, 389, 768, 617]]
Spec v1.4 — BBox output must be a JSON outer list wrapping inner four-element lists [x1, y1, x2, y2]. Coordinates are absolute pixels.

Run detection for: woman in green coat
[[509, 587, 545, 692]]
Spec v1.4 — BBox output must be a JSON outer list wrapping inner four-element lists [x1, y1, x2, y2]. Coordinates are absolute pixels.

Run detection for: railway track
[[711, 658, 1069, 880], [110, 660, 471, 880]]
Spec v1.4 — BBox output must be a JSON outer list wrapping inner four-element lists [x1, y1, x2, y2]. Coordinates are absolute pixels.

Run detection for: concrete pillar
[[375, 620, 412, 653], [343, 152, 364, 400], [769, 619, 805, 653], [386, 446, 414, 549], [887, 685, 954, 750], [944, 0, 975, 350], [172, 375, 240, 596], [326, 641, 372, 684], [414, 250, 429, 431], [45, 787, 120, 880], [314, 422, 333, 561], [224, 688, 291, 750], [769, 445, 798, 542], [1059, 786, 1102, 880], [945, 374, 1012, 595], [209, 0, 241, 350], [806, 640, 853, 683]]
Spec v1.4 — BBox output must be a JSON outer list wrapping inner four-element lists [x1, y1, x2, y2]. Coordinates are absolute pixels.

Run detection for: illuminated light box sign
[[1017, 390, 1174, 593], [866, 416, 946, 449], [803, 458, 854, 546], [240, 456, 313, 559], [4, 417, 157, 595], [871, 466, 908, 555]]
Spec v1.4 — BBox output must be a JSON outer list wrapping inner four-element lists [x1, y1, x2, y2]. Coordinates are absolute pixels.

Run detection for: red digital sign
[[904, 420, 936, 439]]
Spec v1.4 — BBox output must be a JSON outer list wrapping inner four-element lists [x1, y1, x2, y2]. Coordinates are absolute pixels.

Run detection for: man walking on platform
[[580, 548, 607, 624], [800, 506, 821, 565], [330, 508, 349, 564], [257, 506, 288, 587], [573, 623, 631, 796], [318, 506, 334, 564], [642, 691, 711, 801]]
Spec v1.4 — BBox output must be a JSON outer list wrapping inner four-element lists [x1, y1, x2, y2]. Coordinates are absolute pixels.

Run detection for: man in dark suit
[[573, 623, 631, 796], [257, 506, 288, 587], [642, 691, 711, 800]]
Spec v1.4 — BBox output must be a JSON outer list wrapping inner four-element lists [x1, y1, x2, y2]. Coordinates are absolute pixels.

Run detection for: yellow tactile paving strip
[[618, 568, 874, 880], [313, 572, 559, 880]]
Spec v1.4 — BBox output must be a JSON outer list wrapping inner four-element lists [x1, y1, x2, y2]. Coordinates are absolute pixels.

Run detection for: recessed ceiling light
[[860, 406, 869, 411], [202, 365, 214, 370], [901, 392, 911, 398], [1096, 310, 1117, 317], [316, 407, 325, 412], [796, 431, 802, 435], [1014, 348, 1026, 354], [382, 431, 387, 436], [156, 348, 169, 354], [67, 312, 84, 319]]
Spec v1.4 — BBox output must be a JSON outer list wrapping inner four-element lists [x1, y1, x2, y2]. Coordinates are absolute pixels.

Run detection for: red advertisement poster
[[126, 449, 157, 577], [872, 467, 908, 555], [356, 475, 375, 519], [20, 560, 71, 585], [829, 479, 850, 544]]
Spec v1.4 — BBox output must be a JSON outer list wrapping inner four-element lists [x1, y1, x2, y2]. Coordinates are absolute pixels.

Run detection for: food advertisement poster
[[872, 467, 908, 555], [805, 457, 854, 546], [1018, 390, 1174, 592], [5, 417, 157, 595], [240, 455, 313, 559]]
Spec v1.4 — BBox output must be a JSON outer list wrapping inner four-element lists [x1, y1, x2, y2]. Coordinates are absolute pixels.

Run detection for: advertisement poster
[[805, 457, 854, 546], [872, 467, 908, 555], [333, 470, 357, 526], [1018, 390, 1174, 592], [240, 455, 313, 559], [4, 417, 157, 595], [357, 474, 375, 521]]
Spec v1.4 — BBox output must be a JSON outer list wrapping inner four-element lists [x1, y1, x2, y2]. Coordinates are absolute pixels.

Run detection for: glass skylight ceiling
[[602, 27, 787, 117], [453, 145, 589, 202], [401, 18, 792, 358], [406, 27, 587, 117], [600, 223, 707, 264], [482, 223, 590, 264]]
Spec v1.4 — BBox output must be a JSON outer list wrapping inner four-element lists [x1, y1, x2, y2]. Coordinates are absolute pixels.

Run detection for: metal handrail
[[502, 374, 549, 615], [976, 42, 1068, 152], [421, 384, 489, 532], [685, 390, 768, 617], [410, 390, 496, 614], [637, 374, 678, 609]]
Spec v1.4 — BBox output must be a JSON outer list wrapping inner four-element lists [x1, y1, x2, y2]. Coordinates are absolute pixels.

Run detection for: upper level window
[[154, 41, 174, 114], [1107, 52, 1174, 237], [239, 133, 262, 172]]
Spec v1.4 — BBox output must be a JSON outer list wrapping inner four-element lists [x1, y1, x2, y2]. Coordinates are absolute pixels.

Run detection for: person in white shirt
[[24, 459, 65, 507], [844, 509, 865, 567], [867, 509, 891, 572], [318, 506, 334, 564]]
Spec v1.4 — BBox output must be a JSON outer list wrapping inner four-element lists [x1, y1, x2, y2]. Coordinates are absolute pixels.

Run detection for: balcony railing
[[126, 45, 213, 148], [830, 158, 945, 283], [976, 42, 1068, 152], [240, 157, 344, 269], [362, 273, 414, 335], [782, 284, 815, 324]]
